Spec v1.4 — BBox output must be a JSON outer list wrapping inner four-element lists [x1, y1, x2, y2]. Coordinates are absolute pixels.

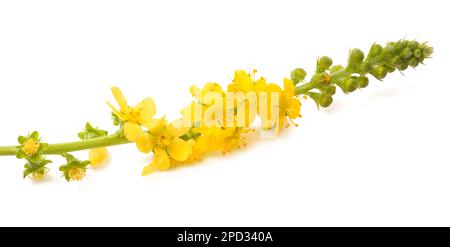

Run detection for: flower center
[[69, 167, 86, 181], [156, 134, 171, 148], [128, 108, 141, 122], [22, 139, 40, 156]]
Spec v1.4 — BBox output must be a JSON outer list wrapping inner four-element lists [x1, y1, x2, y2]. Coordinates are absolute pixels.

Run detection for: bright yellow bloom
[[205, 126, 254, 154], [68, 167, 86, 181], [22, 139, 40, 156], [185, 136, 208, 162], [227, 70, 267, 127], [261, 78, 302, 133], [89, 147, 109, 167], [186, 82, 231, 127], [107, 87, 157, 142], [227, 70, 266, 93], [138, 118, 193, 175]]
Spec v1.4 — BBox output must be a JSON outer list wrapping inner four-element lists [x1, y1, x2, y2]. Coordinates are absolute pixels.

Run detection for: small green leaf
[[30, 131, 39, 140], [16, 150, 25, 159], [78, 122, 108, 140], [18, 136, 26, 144]]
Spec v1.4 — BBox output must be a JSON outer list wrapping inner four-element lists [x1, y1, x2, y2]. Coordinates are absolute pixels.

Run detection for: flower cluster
[[294, 40, 433, 108], [108, 70, 303, 175]]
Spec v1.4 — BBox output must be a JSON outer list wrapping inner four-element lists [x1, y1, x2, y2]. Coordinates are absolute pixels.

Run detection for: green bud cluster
[[293, 39, 433, 108]]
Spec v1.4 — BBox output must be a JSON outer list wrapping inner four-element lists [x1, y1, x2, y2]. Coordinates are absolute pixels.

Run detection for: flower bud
[[391, 56, 403, 67], [324, 85, 336, 95], [408, 57, 419, 67], [319, 94, 333, 108], [370, 66, 387, 80], [422, 45, 433, 57], [394, 40, 406, 52], [398, 62, 409, 71], [356, 76, 369, 88], [367, 43, 383, 59], [291, 68, 307, 85], [407, 40, 419, 50], [381, 45, 396, 59], [413, 49, 422, 59], [400, 48, 413, 60], [385, 65, 395, 73], [348, 49, 365, 70], [343, 77, 358, 93], [317, 56, 333, 72]]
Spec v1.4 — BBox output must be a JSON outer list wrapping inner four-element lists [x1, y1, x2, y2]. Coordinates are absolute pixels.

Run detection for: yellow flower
[[21, 139, 40, 156], [185, 82, 231, 128], [89, 147, 108, 167], [227, 70, 267, 127], [190, 82, 225, 102], [68, 167, 86, 181], [261, 78, 302, 132], [185, 135, 208, 162], [227, 70, 266, 93], [107, 87, 157, 142], [206, 126, 254, 154], [138, 118, 193, 175]]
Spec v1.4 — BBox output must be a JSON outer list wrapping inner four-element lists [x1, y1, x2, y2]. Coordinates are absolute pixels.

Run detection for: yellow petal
[[283, 78, 295, 99], [89, 148, 109, 166], [144, 117, 167, 135], [167, 119, 189, 137], [135, 97, 156, 123], [106, 101, 122, 118], [254, 77, 267, 92], [234, 70, 253, 92], [141, 164, 157, 176], [124, 121, 143, 142], [287, 98, 302, 119], [154, 147, 171, 170], [167, 138, 193, 161], [136, 132, 155, 153], [111, 87, 129, 114]]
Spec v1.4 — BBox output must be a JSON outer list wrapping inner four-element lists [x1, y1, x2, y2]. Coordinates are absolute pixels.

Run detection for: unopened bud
[[348, 49, 365, 70], [407, 40, 419, 50], [367, 43, 383, 59], [343, 77, 358, 93], [400, 48, 413, 60], [291, 68, 307, 85], [317, 56, 333, 72], [319, 94, 333, 108], [408, 57, 419, 67], [324, 85, 336, 95], [413, 49, 422, 59], [371, 66, 387, 80], [356, 76, 369, 88], [381, 45, 396, 59]]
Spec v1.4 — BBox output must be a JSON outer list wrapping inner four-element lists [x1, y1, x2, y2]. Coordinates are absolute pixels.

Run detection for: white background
[[0, 0, 448, 226]]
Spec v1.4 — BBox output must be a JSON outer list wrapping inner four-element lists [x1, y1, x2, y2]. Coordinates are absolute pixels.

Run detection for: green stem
[[0, 132, 130, 156], [295, 68, 350, 95]]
